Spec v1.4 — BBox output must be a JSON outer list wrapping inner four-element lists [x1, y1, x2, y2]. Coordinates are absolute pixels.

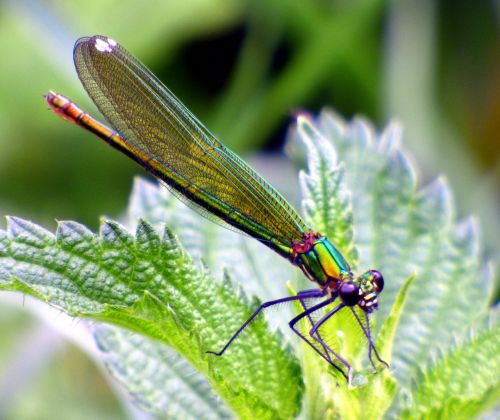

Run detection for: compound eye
[[370, 270, 384, 293], [339, 282, 360, 306]]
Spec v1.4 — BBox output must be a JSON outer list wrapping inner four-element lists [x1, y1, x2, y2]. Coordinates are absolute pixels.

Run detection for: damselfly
[[46, 35, 388, 384]]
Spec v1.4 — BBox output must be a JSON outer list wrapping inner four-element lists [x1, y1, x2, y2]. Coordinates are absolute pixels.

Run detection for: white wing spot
[[94, 38, 116, 53]]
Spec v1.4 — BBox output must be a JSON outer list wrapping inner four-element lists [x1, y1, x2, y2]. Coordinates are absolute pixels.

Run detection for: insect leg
[[206, 289, 324, 356], [350, 308, 389, 371], [289, 298, 349, 381], [297, 291, 338, 363], [305, 302, 355, 383], [364, 311, 389, 368]]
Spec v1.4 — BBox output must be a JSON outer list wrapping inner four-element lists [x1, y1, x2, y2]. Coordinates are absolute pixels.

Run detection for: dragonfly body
[[293, 233, 349, 286], [46, 35, 387, 384]]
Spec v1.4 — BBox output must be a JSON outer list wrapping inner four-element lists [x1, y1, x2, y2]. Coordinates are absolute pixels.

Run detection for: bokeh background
[[0, 0, 498, 418]]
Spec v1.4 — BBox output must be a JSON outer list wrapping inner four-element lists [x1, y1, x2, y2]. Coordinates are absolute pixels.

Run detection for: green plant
[[0, 112, 497, 419]]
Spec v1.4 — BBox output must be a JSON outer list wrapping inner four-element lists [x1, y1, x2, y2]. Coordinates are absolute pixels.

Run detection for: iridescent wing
[[73, 35, 308, 257]]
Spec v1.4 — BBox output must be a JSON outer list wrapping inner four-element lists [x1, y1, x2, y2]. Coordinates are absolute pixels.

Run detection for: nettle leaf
[[1, 109, 496, 419], [297, 116, 357, 266], [93, 324, 232, 419], [286, 111, 496, 418], [0, 217, 303, 419], [400, 324, 500, 419]]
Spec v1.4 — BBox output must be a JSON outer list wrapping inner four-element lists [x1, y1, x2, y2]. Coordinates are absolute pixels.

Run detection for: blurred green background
[[0, 0, 498, 418]]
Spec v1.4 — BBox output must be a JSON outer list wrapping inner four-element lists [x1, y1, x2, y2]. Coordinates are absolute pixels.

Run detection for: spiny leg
[[305, 302, 355, 384], [309, 302, 345, 337], [206, 288, 326, 356], [291, 296, 336, 364], [297, 292, 338, 364], [350, 308, 389, 371], [289, 299, 349, 381], [363, 311, 389, 368], [350, 308, 376, 371]]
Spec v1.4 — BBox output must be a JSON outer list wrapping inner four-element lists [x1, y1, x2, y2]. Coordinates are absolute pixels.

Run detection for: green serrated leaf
[[297, 116, 357, 266], [288, 110, 495, 419], [0, 217, 303, 419], [376, 274, 417, 363], [401, 325, 500, 419], [93, 324, 232, 419]]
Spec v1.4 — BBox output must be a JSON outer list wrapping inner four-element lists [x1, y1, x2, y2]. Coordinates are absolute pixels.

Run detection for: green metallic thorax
[[295, 236, 351, 287]]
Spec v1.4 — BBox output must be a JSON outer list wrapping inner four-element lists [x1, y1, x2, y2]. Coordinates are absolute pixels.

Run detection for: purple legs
[[207, 287, 387, 384], [288, 298, 351, 381], [296, 295, 337, 364], [207, 287, 352, 381], [206, 288, 326, 356], [349, 309, 389, 371]]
